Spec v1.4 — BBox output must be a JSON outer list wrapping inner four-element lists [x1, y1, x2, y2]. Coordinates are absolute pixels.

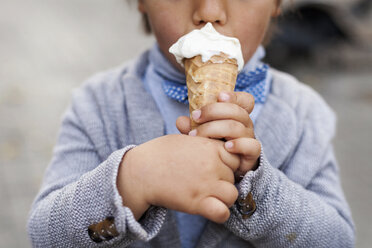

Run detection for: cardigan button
[[237, 192, 256, 219], [88, 228, 103, 243], [88, 216, 119, 243], [102, 216, 119, 240]]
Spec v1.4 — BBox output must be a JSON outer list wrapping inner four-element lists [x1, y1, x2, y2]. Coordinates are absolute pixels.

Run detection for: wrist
[[117, 147, 150, 220]]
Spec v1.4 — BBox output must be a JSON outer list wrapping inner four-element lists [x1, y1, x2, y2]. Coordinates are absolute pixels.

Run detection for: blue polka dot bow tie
[[162, 64, 269, 104]]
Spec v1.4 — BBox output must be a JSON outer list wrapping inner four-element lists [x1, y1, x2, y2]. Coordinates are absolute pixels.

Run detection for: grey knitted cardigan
[[28, 50, 354, 247]]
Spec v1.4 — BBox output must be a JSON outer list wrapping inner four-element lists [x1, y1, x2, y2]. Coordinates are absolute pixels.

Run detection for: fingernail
[[225, 141, 234, 149], [219, 92, 230, 102], [188, 129, 197, 136], [192, 110, 201, 121]]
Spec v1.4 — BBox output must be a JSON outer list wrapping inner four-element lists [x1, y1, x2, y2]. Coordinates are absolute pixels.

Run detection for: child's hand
[[176, 92, 261, 178], [117, 134, 240, 223]]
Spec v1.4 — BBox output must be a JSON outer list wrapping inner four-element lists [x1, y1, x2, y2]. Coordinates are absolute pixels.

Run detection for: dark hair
[[142, 13, 152, 34]]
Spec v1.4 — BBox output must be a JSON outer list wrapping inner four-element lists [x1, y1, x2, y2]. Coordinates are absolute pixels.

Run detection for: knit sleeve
[[225, 90, 355, 247], [27, 100, 167, 247]]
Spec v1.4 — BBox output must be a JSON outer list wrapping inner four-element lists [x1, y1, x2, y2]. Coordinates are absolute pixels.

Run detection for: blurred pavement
[[0, 0, 371, 247]]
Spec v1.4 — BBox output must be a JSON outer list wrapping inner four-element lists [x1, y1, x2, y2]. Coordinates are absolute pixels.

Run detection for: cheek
[[154, 25, 180, 51], [148, 11, 186, 51], [235, 13, 272, 62], [147, 11, 187, 71]]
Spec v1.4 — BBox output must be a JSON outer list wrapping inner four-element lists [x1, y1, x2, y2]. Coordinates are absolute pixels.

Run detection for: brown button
[[237, 192, 256, 219], [88, 228, 103, 243], [88, 216, 119, 243]]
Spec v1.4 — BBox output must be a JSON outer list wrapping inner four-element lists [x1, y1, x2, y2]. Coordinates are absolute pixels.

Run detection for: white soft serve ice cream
[[169, 22, 244, 71]]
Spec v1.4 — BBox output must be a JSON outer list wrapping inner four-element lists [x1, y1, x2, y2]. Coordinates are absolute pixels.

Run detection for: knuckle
[[232, 102, 242, 113], [207, 200, 228, 222], [253, 140, 262, 154], [233, 92, 239, 102], [236, 138, 251, 154], [232, 187, 239, 200], [244, 94, 255, 111], [228, 187, 239, 207], [227, 120, 241, 131], [227, 120, 236, 131], [194, 126, 204, 137], [202, 104, 214, 119], [209, 203, 229, 223], [198, 123, 214, 138], [234, 122, 247, 135], [246, 119, 254, 129], [202, 157, 219, 174], [190, 200, 201, 215], [238, 105, 248, 116], [229, 170, 236, 182], [216, 208, 230, 223], [247, 93, 255, 105], [206, 163, 217, 175], [238, 121, 247, 130], [190, 187, 200, 200], [244, 127, 255, 137]]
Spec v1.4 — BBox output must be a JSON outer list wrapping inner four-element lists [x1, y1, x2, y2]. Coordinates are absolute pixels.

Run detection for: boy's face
[[138, 0, 280, 71]]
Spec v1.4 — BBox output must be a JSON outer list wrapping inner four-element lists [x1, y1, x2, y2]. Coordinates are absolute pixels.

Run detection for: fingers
[[224, 138, 261, 156], [189, 119, 255, 140], [224, 138, 261, 173], [218, 91, 255, 114], [176, 116, 191, 134], [211, 180, 239, 208], [196, 197, 230, 223], [218, 142, 240, 174], [191, 102, 253, 128], [196, 181, 239, 223]]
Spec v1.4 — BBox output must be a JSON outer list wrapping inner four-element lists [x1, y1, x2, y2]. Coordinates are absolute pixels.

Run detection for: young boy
[[28, 0, 355, 247]]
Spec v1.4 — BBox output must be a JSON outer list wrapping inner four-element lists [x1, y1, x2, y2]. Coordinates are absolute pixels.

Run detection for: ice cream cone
[[184, 52, 238, 129]]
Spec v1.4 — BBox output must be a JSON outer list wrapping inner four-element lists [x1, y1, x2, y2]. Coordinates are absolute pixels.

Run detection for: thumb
[[176, 116, 192, 134], [196, 197, 230, 224]]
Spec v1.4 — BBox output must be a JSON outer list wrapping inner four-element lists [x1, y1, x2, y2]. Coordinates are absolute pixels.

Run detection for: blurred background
[[0, 0, 371, 247]]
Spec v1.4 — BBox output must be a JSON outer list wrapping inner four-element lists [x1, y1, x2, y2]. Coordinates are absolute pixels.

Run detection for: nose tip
[[193, 0, 227, 26]]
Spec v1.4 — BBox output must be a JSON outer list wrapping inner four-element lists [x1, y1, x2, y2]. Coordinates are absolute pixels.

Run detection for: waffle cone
[[184, 53, 238, 129]]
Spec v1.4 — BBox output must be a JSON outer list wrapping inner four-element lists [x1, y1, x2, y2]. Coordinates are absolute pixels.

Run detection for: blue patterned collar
[[149, 44, 270, 104]]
